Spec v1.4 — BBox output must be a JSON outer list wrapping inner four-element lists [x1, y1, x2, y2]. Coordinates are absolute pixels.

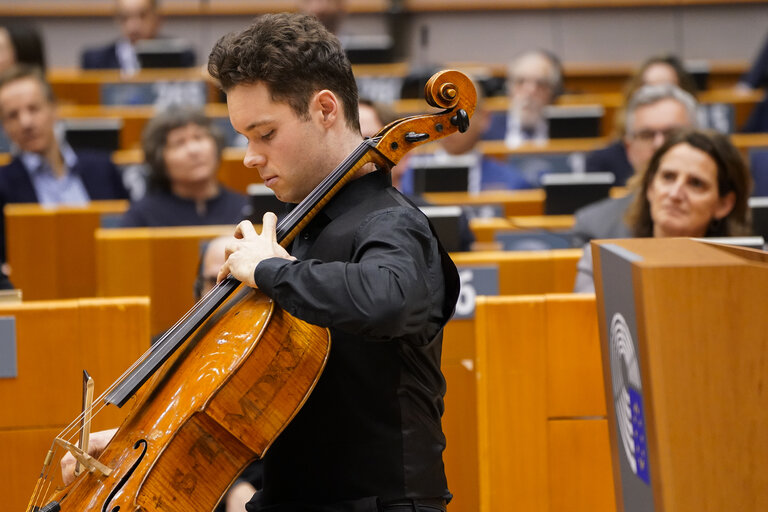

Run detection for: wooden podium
[[592, 238, 768, 511]]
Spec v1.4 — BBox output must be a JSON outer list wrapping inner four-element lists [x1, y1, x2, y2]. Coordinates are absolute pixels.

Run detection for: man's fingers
[[234, 220, 258, 240], [261, 212, 278, 244], [61, 454, 76, 485], [217, 262, 230, 284]]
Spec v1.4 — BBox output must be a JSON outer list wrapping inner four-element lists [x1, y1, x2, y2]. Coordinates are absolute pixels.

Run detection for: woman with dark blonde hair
[[575, 128, 752, 292]]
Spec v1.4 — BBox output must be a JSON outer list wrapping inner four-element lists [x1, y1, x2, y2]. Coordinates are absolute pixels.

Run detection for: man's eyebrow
[[243, 119, 274, 132]]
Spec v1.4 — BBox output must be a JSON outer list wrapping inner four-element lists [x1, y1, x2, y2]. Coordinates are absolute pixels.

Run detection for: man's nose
[[243, 144, 266, 168], [18, 110, 34, 128]]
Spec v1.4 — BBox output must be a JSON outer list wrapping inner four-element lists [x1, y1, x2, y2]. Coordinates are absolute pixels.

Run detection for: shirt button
[[303, 232, 310, 240]]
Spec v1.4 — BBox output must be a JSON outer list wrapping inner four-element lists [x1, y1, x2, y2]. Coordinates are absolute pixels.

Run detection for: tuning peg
[[451, 109, 470, 133]]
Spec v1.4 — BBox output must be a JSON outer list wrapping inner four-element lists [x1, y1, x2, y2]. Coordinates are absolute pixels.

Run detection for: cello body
[[47, 285, 329, 511]]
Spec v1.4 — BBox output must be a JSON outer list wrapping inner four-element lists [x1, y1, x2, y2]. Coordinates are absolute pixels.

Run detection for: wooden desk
[[0, 297, 150, 512], [48, 68, 220, 106], [57, 103, 231, 150], [425, 189, 547, 216], [5, 200, 129, 300], [95, 225, 235, 334]]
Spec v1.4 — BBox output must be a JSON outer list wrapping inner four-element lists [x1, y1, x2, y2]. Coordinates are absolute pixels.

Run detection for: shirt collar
[[315, 169, 392, 221], [20, 139, 78, 175]]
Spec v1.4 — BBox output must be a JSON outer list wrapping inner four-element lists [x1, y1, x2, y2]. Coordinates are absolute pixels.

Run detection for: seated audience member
[[81, 0, 195, 73], [0, 21, 46, 73], [504, 49, 563, 148], [574, 129, 751, 292], [0, 65, 129, 260], [737, 31, 768, 132], [119, 106, 248, 227], [399, 83, 533, 194], [586, 55, 698, 186], [737, 30, 768, 92], [570, 84, 699, 247], [297, 0, 347, 35], [358, 99, 475, 251]]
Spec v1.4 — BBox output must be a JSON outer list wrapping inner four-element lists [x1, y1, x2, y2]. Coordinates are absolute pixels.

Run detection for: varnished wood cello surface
[[43, 288, 330, 511], [27, 69, 476, 512]]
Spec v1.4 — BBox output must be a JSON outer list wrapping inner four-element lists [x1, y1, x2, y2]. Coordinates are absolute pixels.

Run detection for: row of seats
[[23, 85, 763, 152]]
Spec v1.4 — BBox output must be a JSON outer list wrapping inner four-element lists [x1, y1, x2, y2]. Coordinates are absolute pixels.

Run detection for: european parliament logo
[[610, 312, 651, 485]]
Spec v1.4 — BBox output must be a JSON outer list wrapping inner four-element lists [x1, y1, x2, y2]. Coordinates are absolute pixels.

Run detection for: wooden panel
[[547, 419, 616, 512], [5, 201, 129, 300], [48, 68, 220, 106], [96, 225, 235, 334], [545, 294, 606, 417], [3, 427, 64, 512], [0, 298, 150, 512], [473, 294, 617, 511], [452, 249, 582, 295], [425, 189, 546, 217], [475, 296, 549, 512], [442, 361, 479, 512]]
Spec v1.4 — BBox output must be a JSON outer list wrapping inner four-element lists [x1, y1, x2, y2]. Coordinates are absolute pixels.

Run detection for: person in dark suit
[[0, 21, 46, 73], [736, 32, 768, 133], [80, 0, 194, 72], [586, 55, 699, 186], [570, 84, 699, 248], [504, 50, 563, 148], [0, 65, 129, 261]]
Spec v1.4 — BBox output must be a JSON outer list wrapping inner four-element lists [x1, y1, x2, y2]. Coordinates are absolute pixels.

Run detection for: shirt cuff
[[253, 257, 292, 295]]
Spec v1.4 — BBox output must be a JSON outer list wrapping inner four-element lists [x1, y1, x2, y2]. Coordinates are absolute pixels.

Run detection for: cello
[[26, 69, 476, 512]]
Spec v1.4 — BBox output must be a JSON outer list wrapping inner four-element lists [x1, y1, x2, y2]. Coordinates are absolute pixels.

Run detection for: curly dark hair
[[142, 106, 225, 193], [626, 128, 752, 238], [208, 13, 359, 132]]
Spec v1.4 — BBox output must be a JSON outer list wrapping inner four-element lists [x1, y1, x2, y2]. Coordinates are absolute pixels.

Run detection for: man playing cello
[[63, 12, 459, 512]]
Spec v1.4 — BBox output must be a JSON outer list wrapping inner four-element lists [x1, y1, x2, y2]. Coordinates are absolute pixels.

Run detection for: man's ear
[[311, 89, 340, 126]]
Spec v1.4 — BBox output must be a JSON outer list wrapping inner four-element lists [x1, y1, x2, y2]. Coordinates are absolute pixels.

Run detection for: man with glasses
[[504, 50, 564, 148], [569, 84, 698, 247]]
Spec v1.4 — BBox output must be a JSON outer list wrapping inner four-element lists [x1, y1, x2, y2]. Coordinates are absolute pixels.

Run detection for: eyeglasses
[[629, 127, 681, 143], [510, 76, 554, 90]]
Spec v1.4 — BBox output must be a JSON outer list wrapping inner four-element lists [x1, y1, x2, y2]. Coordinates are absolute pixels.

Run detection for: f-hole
[[103, 439, 149, 512]]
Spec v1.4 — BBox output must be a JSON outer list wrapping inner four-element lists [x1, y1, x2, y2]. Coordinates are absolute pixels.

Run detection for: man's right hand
[[60, 428, 118, 485]]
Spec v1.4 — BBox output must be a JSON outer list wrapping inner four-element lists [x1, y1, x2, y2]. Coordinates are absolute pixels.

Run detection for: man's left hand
[[218, 214, 295, 287]]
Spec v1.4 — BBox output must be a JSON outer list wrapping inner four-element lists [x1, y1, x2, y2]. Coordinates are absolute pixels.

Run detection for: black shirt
[[250, 170, 459, 510], [119, 186, 248, 227]]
